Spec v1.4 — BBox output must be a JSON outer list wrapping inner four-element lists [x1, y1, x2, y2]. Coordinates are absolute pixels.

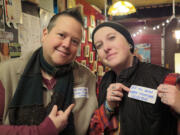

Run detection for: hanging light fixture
[[108, 0, 136, 16]]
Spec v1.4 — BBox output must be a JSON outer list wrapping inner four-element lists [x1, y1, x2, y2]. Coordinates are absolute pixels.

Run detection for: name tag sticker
[[128, 85, 157, 104], [73, 87, 88, 98]]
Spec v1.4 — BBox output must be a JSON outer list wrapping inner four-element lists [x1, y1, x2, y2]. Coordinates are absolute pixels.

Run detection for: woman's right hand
[[48, 104, 74, 132], [106, 83, 130, 110]]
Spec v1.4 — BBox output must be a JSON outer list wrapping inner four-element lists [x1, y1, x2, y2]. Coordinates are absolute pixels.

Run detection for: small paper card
[[73, 87, 89, 98], [128, 85, 157, 104]]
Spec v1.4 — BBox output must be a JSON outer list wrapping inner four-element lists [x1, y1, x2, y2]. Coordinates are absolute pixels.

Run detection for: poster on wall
[[4, 0, 22, 28], [18, 13, 41, 56], [135, 43, 151, 63], [0, 31, 13, 42], [9, 42, 21, 58], [0, 42, 10, 62], [0, 0, 5, 30]]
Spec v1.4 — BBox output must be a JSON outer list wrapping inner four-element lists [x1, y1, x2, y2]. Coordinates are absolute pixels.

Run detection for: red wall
[[75, 0, 104, 70], [75, 0, 105, 96]]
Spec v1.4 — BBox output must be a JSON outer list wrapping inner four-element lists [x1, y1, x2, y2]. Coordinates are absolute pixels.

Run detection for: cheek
[[117, 45, 130, 54], [42, 43, 49, 52], [97, 50, 104, 58], [70, 47, 78, 55]]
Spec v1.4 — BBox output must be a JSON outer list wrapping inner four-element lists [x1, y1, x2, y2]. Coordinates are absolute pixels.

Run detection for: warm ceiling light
[[108, 1, 136, 16]]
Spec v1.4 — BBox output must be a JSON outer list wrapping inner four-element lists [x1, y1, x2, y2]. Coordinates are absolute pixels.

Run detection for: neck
[[41, 69, 53, 80], [113, 54, 134, 76]]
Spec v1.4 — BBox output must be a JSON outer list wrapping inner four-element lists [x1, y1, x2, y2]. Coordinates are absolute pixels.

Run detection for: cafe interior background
[[0, 0, 180, 91]]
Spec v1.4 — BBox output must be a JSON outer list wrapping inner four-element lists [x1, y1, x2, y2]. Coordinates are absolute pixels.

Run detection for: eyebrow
[[94, 32, 116, 43], [94, 40, 102, 45], [58, 30, 81, 41]]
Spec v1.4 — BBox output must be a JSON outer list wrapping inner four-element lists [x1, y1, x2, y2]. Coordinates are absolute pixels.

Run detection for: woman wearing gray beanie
[[89, 21, 180, 135]]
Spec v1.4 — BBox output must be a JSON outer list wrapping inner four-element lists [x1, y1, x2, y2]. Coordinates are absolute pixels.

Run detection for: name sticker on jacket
[[128, 85, 157, 104], [73, 87, 89, 98]]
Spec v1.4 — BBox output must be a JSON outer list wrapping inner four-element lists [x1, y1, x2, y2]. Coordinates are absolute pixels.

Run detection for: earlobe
[[129, 44, 134, 53], [129, 44, 132, 49]]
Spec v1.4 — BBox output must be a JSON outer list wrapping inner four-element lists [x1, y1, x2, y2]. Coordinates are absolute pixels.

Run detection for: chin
[[52, 60, 64, 66]]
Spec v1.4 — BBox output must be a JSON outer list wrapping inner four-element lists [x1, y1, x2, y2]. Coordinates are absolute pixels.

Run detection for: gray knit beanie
[[92, 21, 134, 53]]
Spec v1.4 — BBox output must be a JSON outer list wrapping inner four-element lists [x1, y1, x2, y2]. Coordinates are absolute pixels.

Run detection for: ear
[[41, 28, 48, 43], [129, 44, 134, 53], [129, 44, 132, 48]]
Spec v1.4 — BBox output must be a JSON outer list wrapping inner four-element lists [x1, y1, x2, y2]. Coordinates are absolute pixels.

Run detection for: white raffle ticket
[[128, 85, 157, 104], [73, 87, 89, 98]]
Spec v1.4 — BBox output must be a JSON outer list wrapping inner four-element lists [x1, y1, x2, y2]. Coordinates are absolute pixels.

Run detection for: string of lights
[[131, 17, 172, 37]]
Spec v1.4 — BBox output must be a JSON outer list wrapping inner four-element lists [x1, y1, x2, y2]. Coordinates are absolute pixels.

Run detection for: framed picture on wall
[[57, 0, 66, 12], [83, 16, 87, 29], [89, 51, 94, 63], [98, 65, 104, 77], [81, 60, 86, 66], [90, 15, 95, 27], [96, 19, 101, 26], [76, 4, 84, 15], [88, 27, 94, 42], [0, 1, 5, 31], [81, 29, 86, 43], [67, 0, 76, 9], [93, 61, 97, 72], [9, 42, 21, 58], [0, 42, 10, 62], [77, 44, 81, 57], [84, 45, 90, 57]]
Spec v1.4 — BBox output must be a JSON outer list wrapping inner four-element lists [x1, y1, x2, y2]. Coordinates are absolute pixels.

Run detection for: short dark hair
[[47, 7, 84, 32]]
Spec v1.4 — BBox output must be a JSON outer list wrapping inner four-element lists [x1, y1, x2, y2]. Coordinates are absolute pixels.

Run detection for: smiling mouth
[[56, 49, 70, 56], [106, 53, 116, 60]]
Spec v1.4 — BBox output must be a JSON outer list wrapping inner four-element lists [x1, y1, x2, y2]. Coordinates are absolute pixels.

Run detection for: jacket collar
[[117, 56, 139, 82], [17, 50, 36, 75]]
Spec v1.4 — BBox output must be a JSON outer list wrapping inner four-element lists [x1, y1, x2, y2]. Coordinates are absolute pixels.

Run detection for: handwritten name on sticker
[[128, 85, 157, 104], [73, 87, 88, 98]]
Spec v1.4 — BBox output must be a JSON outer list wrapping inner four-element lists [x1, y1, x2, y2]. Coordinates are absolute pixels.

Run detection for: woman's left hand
[[157, 84, 180, 114]]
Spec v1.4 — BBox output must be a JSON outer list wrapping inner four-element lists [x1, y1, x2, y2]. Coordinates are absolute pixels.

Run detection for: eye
[[58, 33, 65, 38], [71, 39, 80, 46], [95, 42, 103, 49], [108, 35, 115, 40]]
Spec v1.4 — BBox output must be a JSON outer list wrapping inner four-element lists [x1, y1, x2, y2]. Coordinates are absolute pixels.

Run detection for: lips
[[106, 52, 116, 60], [56, 49, 70, 56]]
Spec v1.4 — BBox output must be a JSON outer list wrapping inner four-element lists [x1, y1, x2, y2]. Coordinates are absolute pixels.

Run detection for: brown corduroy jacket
[[0, 49, 98, 135]]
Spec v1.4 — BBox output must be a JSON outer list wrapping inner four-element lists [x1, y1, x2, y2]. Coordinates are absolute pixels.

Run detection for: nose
[[62, 37, 71, 48], [103, 43, 111, 53]]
